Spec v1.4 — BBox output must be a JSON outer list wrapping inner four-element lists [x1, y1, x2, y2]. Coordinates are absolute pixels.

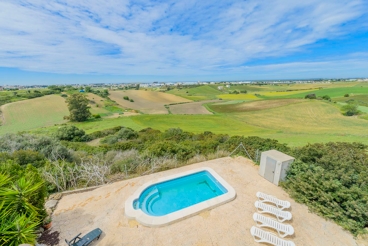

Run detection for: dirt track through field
[[109, 90, 191, 114]]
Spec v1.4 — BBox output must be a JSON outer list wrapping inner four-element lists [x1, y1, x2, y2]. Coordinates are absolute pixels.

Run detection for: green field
[[262, 87, 368, 99], [0, 95, 68, 134], [3, 81, 368, 147], [167, 85, 222, 100]]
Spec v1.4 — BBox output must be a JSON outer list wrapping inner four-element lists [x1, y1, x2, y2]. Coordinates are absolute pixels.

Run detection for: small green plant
[[321, 95, 331, 101], [43, 216, 52, 225], [123, 96, 129, 100], [344, 93, 349, 97], [130, 99, 134, 102]]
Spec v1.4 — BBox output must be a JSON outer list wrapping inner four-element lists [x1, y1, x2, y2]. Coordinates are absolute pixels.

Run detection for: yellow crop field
[[109, 90, 191, 114], [0, 95, 69, 134], [259, 90, 316, 97]]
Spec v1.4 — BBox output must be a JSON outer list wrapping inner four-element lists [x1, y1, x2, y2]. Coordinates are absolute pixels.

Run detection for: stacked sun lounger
[[250, 192, 296, 246]]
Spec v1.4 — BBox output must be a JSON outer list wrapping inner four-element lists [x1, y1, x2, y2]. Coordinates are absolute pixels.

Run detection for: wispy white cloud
[[0, 0, 367, 79]]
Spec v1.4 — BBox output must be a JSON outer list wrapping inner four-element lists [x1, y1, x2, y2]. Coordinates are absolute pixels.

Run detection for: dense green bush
[[321, 95, 331, 101], [12, 150, 46, 168], [55, 125, 90, 142], [341, 101, 360, 116], [305, 93, 317, 99], [282, 142, 368, 235], [101, 127, 138, 144], [87, 126, 123, 140]]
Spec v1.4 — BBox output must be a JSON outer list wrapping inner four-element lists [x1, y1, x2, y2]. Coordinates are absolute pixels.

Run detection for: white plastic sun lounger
[[250, 226, 295, 246], [255, 201, 292, 222], [256, 192, 291, 210], [253, 213, 294, 238]]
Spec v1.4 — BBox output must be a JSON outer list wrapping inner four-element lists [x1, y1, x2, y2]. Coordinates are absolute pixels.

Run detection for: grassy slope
[[209, 99, 304, 113], [265, 87, 368, 99], [4, 82, 368, 147], [109, 90, 190, 114], [0, 95, 68, 134], [167, 85, 221, 100], [32, 100, 368, 146]]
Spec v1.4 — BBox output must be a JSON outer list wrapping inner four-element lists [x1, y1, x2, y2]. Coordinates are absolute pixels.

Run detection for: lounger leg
[[253, 235, 262, 243]]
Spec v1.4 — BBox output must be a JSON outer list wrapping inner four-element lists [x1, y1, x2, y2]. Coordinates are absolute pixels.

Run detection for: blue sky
[[1, 0, 368, 85]]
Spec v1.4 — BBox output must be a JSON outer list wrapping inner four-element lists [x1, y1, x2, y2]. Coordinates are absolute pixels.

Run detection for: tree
[[66, 94, 91, 122]]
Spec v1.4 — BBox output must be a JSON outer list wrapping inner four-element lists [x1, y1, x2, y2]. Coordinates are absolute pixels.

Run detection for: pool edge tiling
[[125, 167, 236, 227]]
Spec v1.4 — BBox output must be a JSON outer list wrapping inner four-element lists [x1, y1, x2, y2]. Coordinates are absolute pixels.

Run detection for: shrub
[[12, 150, 46, 168], [282, 142, 368, 235], [0, 134, 72, 161], [344, 93, 350, 97], [55, 125, 87, 141], [101, 128, 138, 144], [130, 99, 134, 102], [305, 93, 317, 99], [123, 96, 129, 100], [321, 95, 331, 101], [341, 102, 360, 116], [87, 126, 123, 140], [93, 114, 101, 119]]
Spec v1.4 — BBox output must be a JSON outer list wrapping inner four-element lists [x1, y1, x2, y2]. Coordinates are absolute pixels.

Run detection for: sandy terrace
[[52, 157, 358, 246]]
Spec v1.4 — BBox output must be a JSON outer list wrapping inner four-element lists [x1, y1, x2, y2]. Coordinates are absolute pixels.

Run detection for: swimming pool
[[125, 167, 236, 227]]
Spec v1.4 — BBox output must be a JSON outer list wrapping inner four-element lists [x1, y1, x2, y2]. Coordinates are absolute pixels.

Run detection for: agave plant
[[0, 212, 40, 246], [0, 176, 43, 217], [0, 173, 44, 245]]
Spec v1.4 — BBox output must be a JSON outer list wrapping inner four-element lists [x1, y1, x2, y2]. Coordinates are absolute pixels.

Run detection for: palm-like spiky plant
[[0, 173, 44, 245]]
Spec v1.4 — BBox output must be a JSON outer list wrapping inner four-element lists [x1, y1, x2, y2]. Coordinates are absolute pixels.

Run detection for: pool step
[[141, 187, 160, 214], [146, 193, 161, 214]]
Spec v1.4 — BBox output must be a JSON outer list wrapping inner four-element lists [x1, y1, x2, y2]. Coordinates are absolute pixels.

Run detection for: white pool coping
[[125, 167, 237, 227]]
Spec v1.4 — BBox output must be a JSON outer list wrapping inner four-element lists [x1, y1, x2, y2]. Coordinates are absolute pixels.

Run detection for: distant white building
[[218, 86, 223, 90]]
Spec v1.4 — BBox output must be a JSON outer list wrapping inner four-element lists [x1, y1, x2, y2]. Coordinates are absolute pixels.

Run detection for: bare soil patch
[[109, 90, 191, 114]]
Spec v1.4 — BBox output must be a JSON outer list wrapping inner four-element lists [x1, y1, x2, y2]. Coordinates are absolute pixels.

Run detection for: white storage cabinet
[[259, 150, 294, 186]]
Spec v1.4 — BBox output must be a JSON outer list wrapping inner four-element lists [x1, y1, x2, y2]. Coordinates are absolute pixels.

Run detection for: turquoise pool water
[[133, 171, 228, 216]]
